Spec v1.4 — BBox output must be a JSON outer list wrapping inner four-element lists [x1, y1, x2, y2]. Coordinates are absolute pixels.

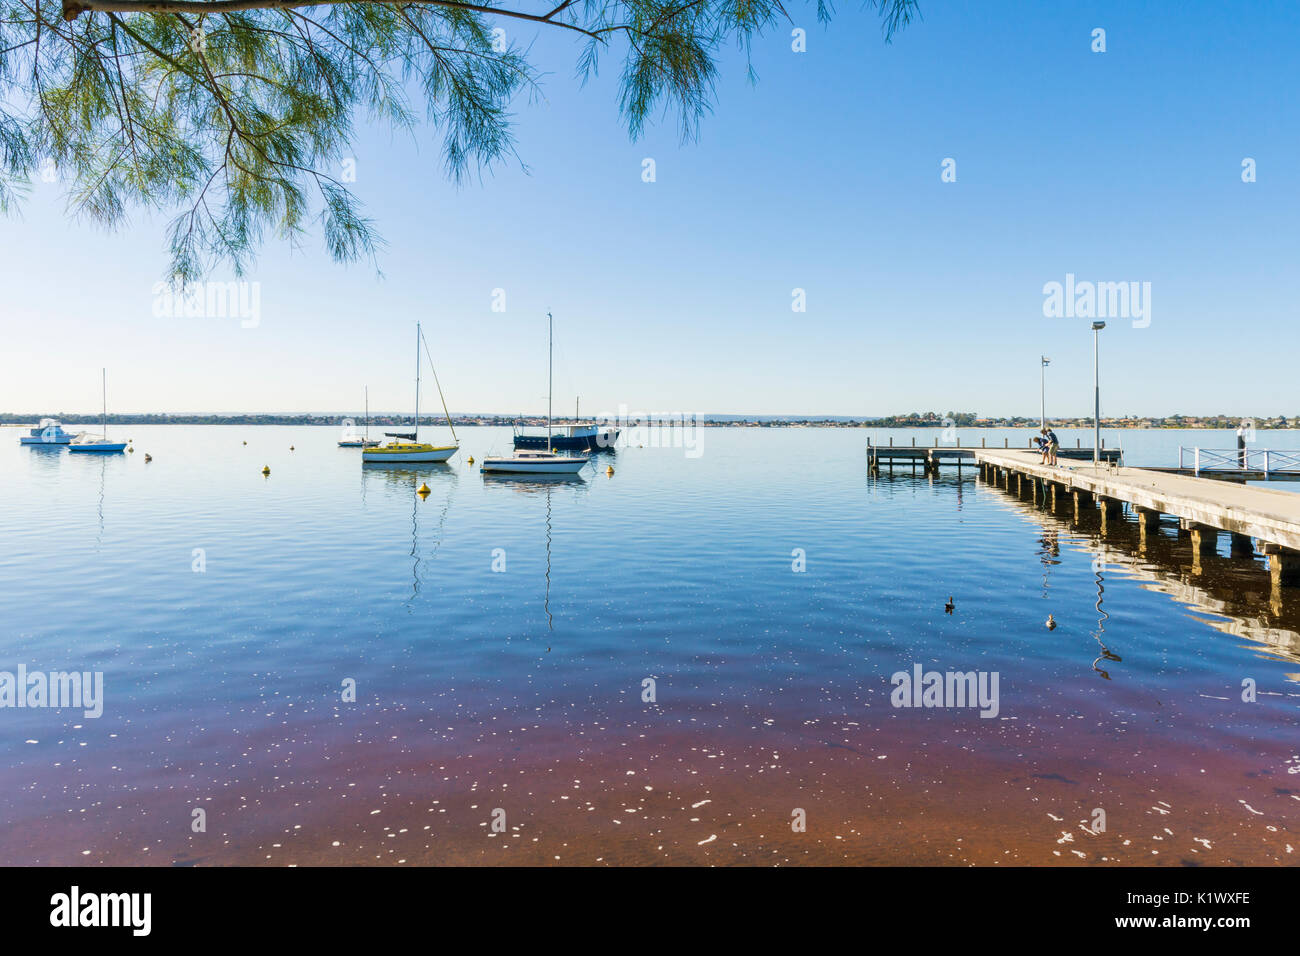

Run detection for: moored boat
[[481, 312, 589, 476], [67, 370, 127, 454], [481, 449, 588, 474], [362, 322, 459, 464], [68, 434, 128, 453], [339, 386, 381, 447], [513, 421, 618, 452], [364, 440, 458, 463], [19, 419, 75, 445]]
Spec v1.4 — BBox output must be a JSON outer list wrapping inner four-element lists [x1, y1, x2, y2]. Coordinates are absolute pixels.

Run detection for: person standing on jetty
[[1043, 426, 1060, 466], [1237, 422, 1248, 469]]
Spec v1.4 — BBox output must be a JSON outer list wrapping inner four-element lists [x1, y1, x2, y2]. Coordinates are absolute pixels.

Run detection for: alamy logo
[[152, 276, 261, 328], [1042, 273, 1151, 328], [50, 886, 151, 936], [595, 405, 704, 458], [890, 664, 1000, 718], [0, 666, 103, 718]]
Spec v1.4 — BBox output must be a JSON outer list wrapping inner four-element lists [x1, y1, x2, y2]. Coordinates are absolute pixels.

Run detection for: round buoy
[[605, 465, 614, 476], [417, 483, 431, 497], [290, 445, 295, 451], [144, 454, 152, 463], [467, 456, 475, 465], [242, 441, 247, 445], [127, 446, 135, 454], [262, 466, 270, 476]]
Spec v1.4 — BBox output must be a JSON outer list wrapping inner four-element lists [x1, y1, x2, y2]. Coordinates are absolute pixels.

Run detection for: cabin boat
[[513, 422, 618, 452], [20, 419, 75, 445]]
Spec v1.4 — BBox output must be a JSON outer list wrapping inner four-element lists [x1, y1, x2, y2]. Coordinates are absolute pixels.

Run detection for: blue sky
[[2, 0, 1298, 417]]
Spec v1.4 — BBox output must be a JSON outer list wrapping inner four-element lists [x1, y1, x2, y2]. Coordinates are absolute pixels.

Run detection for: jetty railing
[[1180, 447, 1300, 478]]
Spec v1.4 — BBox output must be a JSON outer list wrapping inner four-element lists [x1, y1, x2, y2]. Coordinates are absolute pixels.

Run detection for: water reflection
[[986, 477, 1300, 675], [362, 464, 458, 605], [482, 473, 587, 648], [1038, 528, 1060, 598], [1090, 567, 1120, 680]]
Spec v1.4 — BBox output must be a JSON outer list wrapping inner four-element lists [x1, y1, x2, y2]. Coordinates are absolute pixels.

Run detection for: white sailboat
[[339, 386, 380, 447], [481, 313, 589, 475], [362, 322, 459, 464], [68, 369, 127, 454]]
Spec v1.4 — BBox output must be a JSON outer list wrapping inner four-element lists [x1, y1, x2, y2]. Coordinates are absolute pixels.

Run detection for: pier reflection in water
[[986, 472, 1300, 676], [868, 467, 1300, 680]]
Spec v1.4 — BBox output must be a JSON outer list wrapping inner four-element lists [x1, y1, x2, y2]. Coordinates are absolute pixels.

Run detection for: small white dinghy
[[68, 369, 127, 454], [480, 312, 588, 477]]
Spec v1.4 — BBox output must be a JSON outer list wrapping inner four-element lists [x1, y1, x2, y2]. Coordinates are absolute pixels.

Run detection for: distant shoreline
[[0, 414, 1290, 430]]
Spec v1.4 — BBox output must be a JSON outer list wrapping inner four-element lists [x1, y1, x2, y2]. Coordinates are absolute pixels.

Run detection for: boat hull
[[362, 444, 458, 463], [20, 436, 72, 445], [480, 456, 588, 474], [68, 443, 127, 453]]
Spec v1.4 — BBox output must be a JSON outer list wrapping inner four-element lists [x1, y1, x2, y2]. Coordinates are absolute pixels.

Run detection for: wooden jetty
[[954, 448, 1300, 589], [867, 438, 1119, 476]]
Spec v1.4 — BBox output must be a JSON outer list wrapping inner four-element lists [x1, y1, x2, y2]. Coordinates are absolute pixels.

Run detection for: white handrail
[[1180, 447, 1300, 474]]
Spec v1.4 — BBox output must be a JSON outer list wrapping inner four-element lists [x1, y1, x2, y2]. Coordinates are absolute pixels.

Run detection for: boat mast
[[364, 386, 369, 440], [547, 312, 553, 454], [101, 368, 107, 438], [414, 322, 421, 442]]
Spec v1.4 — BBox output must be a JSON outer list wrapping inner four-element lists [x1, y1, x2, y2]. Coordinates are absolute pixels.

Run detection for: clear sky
[[2, 0, 1298, 418]]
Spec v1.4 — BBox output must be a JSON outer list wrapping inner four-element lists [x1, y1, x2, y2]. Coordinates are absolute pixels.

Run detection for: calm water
[[1, 425, 1298, 865]]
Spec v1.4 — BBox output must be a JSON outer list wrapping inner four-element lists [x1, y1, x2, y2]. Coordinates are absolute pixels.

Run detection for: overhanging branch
[[60, 0, 603, 38]]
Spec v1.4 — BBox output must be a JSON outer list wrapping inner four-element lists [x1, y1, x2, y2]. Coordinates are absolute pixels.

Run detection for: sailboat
[[68, 369, 127, 453], [338, 386, 381, 447], [362, 322, 459, 464], [481, 313, 589, 475]]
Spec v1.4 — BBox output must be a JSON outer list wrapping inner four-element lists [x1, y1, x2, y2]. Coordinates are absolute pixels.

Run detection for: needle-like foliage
[[0, 0, 917, 278]]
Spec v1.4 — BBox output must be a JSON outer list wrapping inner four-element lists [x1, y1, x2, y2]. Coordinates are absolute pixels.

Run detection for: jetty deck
[[968, 448, 1300, 588], [867, 440, 1120, 474]]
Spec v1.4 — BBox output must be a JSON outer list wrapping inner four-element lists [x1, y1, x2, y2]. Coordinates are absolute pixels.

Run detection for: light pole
[[1091, 321, 1105, 466], [1040, 356, 1050, 430]]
